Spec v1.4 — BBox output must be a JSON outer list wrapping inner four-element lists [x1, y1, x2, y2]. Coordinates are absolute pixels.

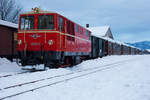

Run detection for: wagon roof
[[0, 19, 18, 29]]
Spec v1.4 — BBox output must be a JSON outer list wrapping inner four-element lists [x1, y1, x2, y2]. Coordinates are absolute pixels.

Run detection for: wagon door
[[102, 39, 106, 56], [98, 38, 103, 57], [91, 36, 96, 58], [105, 41, 109, 56]]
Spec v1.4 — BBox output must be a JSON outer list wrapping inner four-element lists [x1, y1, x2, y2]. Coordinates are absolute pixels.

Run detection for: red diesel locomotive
[[17, 8, 91, 68]]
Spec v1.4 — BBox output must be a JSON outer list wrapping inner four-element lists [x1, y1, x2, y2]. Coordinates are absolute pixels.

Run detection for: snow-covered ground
[[0, 55, 150, 100]]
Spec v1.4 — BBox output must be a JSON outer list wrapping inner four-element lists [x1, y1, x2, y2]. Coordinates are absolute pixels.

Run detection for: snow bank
[[0, 58, 22, 74]]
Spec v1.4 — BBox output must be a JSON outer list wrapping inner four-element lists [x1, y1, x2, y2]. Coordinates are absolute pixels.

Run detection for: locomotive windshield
[[20, 16, 34, 30], [38, 15, 54, 29]]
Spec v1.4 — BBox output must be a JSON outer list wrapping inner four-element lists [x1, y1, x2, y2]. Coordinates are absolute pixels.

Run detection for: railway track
[[0, 58, 137, 100], [0, 69, 46, 79], [0, 71, 29, 79], [0, 58, 134, 91]]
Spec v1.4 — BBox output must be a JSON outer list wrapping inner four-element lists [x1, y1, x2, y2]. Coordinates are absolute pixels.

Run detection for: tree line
[[0, 0, 22, 24]]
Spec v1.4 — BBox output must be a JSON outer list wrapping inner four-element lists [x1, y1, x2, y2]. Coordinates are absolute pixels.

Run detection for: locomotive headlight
[[48, 40, 53, 45], [18, 40, 22, 45]]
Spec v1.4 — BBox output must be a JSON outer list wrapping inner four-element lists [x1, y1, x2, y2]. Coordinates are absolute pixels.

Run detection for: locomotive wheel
[[65, 56, 71, 65], [44, 61, 59, 69], [66, 56, 82, 66]]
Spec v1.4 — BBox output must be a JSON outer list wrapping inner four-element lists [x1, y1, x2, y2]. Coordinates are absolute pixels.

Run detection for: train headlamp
[[48, 40, 53, 45], [18, 40, 22, 45]]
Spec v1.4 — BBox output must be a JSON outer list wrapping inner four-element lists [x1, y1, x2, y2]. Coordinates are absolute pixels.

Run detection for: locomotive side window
[[80, 27, 83, 34], [60, 18, 63, 32], [20, 16, 34, 30], [89, 32, 91, 40], [71, 22, 75, 41], [71, 23, 75, 36], [86, 30, 89, 37], [57, 16, 64, 32], [76, 25, 79, 32], [67, 21, 71, 41], [57, 16, 60, 31], [38, 15, 54, 29]]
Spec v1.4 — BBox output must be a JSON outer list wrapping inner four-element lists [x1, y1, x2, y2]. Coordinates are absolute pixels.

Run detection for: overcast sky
[[17, 0, 150, 43]]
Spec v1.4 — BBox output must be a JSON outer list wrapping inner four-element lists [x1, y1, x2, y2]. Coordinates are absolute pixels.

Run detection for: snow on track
[[0, 58, 136, 99], [0, 55, 150, 100]]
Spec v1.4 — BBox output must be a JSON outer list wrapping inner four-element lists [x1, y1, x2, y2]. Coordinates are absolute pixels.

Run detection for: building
[[0, 19, 18, 60], [88, 26, 114, 40]]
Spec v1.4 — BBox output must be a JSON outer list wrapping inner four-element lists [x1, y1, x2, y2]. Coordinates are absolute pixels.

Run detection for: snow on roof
[[91, 33, 138, 49], [88, 26, 139, 49], [104, 37, 139, 49], [88, 26, 110, 37], [146, 49, 150, 52], [0, 19, 18, 29]]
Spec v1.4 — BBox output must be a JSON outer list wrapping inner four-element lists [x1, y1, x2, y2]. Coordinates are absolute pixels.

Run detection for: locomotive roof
[[23, 10, 56, 14], [0, 19, 18, 29], [22, 8, 56, 14]]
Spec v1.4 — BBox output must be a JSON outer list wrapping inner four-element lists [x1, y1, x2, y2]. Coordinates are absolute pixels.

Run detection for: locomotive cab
[[17, 8, 60, 67]]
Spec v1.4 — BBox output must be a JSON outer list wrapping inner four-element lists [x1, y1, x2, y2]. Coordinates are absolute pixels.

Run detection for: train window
[[67, 21, 71, 40], [80, 27, 83, 34], [76, 25, 79, 32], [57, 16, 64, 32], [109, 43, 112, 49], [86, 30, 89, 37], [20, 16, 34, 30], [38, 15, 54, 29], [57, 16, 60, 30], [71, 23, 75, 35], [60, 18, 63, 32], [71, 23, 75, 41], [114, 44, 120, 50], [67, 21, 70, 34], [89, 32, 91, 40]]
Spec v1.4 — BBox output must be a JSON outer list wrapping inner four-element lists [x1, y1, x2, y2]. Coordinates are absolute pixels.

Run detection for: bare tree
[[0, 0, 22, 23]]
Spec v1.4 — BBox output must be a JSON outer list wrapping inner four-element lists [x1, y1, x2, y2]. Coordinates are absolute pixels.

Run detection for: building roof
[[0, 19, 18, 29], [88, 26, 114, 39], [88, 26, 109, 37]]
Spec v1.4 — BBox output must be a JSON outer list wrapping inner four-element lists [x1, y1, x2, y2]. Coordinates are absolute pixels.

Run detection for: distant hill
[[127, 41, 150, 50]]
